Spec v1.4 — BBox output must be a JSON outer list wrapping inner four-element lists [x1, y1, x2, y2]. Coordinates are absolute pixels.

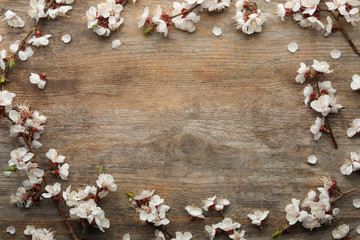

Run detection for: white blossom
[[310, 95, 332, 116], [63, 185, 79, 207], [46, 5, 73, 19], [340, 152, 360, 175], [57, 163, 69, 180], [202, 0, 230, 11], [185, 205, 205, 218], [351, 74, 360, 91], [347, 118, 360, 137], [10, 41, 34, 61], [215, 197, 230, 211], [8, 147, 34, 170], [134, 189, 155, 200], [332, 224, 350, 239], [70, 199, 102, 223], [2, 10, 25, 28], [310, 117, 325, 140], [0, 49, 7, 71], [29, 73, 47, 89], [229, 230, 246, 240], [312, 59, 333, 73], [152, 5, 169, 37], [138, 7, 150, 28], [277, 4, 286, 22], [295, 63, 309, 83], [325, 16, 333, 36], [247, 210, 269, 226], [155, 230, 166, 240], [28, 0, 47, 21], [95, 210, 110, 232], [285, 198, 308, 225], [171, 232, 192, 240], [205, 224, 217, 240], [28, 34, 51, 47], [203, 196, 216, 211], [10, 187, 32, 208], [96, 173, 117, 198], [42, 182, 61, 198], [217, 218, 241, 232], [46, 148, 65, 164]]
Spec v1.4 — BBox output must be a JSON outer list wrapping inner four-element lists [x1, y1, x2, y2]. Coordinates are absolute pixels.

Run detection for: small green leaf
[[126, 192, 135, 199], [9, 60, 15, 69], [143, 28, 151, 34], [98, 164, 103, 173], [5, 166, 16, 172], [92, 24, 98, 30], [271, 230, 281, 239], [0, 77, 5, 83]]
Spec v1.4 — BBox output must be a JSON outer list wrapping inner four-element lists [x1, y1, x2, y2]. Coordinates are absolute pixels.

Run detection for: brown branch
[[21, 133, 80, 240], [170, 4, 200, 19], [2, 111, 79, 240], [160, 226, 175, 239], [330, 188, 356, 204], [1, 0, 56, 90], [323, 1, 360, 55], [314, 78, 338, 149]]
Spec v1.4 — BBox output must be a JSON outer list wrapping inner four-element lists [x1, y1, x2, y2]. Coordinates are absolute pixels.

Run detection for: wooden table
[[0, 0, 359, 239]]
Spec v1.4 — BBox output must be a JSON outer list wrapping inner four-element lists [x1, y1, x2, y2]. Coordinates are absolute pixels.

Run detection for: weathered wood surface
[[0, 0, 360, 239]]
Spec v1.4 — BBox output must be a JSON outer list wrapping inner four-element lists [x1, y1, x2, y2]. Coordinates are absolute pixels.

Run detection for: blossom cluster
[[67, 173, 117, 232], [295, 59, 342, 143], [129, 190, 171, 226], [138, 0, 230, 36], [86, 0, 128, 37], [284, 176, 340, 231], [29, 0, 74, 20], [234, 0, 266, 34], [24, 225, 55, 240], [277, 0, 360, 36]]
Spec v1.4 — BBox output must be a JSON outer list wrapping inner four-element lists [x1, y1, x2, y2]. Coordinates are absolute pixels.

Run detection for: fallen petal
[[308, 155, 317, 164], [330, 49, 341, 59], [212, 26, 222, 36], [287, 42, 298, 53], [112, 39, 121, 50], [62, 34, 72, 44]]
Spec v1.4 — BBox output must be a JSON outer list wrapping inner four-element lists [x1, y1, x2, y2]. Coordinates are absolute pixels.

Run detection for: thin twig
[[170, 4, 200, 19]]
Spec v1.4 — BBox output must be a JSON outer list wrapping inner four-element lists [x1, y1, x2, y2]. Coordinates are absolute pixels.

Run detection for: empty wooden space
[[0, 0, 359, 239]]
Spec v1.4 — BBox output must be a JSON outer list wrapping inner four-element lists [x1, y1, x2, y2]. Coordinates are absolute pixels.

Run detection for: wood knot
[[167, 133, 209, 158]]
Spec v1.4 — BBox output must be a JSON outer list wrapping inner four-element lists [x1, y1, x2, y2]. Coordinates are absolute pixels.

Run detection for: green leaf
[[92, 24, 98, 30], [9, 60, 15, 69], [126, 192, 135, 199], [0, 77, 5, 83], [98, 164, 103, 173], [143, 28, 151, 34], [5, 166, 16, 172], [271, 230, 281, 239]]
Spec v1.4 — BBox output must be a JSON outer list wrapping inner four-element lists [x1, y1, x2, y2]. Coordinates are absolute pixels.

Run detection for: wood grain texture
[[0, 0, 360, 239]]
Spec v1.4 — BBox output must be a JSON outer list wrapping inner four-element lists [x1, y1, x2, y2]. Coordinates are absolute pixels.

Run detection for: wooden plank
[[0, 0, 360, 239]]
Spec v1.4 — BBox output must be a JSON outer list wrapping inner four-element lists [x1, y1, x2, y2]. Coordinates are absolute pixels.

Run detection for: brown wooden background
[[0, 0, 360, 239]]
